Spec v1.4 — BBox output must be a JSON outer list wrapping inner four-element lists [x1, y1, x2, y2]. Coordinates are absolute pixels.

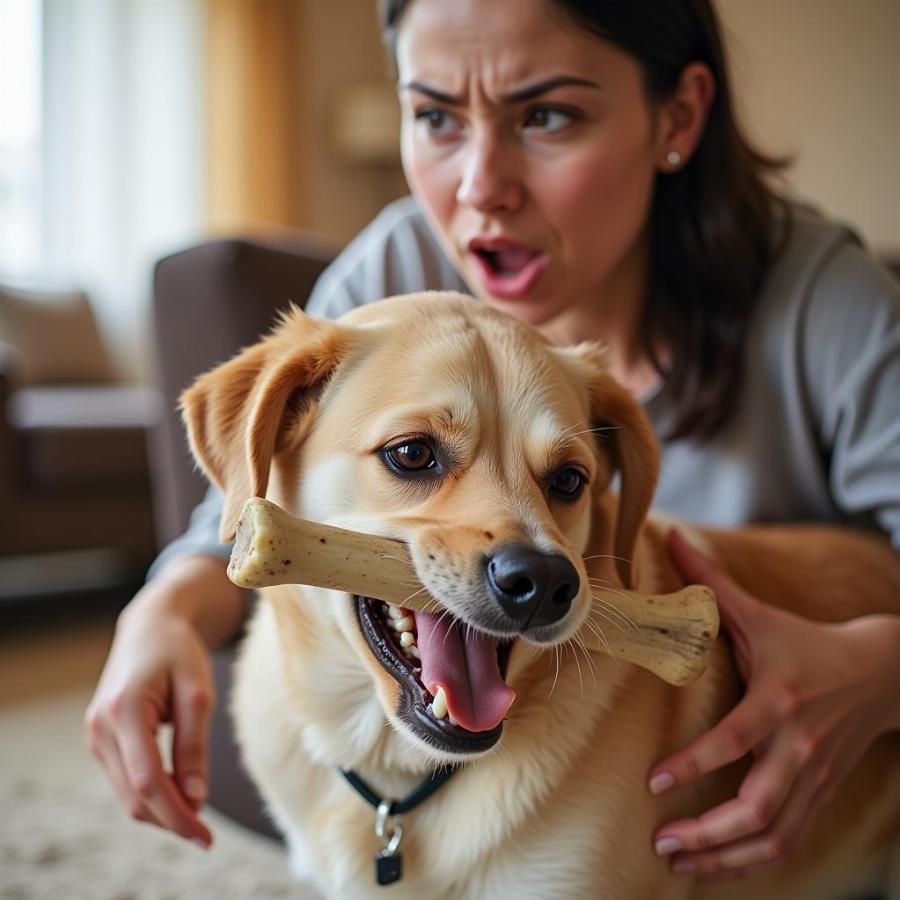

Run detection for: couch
[[0, 284, 157, 587]]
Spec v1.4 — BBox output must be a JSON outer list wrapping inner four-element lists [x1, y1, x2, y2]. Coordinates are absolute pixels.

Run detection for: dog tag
[[374, 800, 404, 886], [375, 849, 403, 886]]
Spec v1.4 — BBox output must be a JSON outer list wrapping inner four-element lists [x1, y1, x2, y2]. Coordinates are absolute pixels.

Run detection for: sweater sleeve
[[145, 482, 231, 579], [801, 243, 900, 548]]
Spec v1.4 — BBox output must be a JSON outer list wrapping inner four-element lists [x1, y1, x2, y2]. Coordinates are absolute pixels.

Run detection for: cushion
[[0, 283, 115, 384], [10, 385, 159, 492]]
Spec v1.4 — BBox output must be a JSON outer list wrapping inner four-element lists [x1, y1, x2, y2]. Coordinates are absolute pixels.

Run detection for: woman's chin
[[478, 290, 571, 328]]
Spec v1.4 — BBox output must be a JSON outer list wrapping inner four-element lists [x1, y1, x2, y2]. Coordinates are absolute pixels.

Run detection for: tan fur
[[182, 292, 900, 899]]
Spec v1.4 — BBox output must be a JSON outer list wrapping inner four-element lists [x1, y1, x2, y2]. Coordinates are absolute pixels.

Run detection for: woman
[[86, 0, 900, 883]]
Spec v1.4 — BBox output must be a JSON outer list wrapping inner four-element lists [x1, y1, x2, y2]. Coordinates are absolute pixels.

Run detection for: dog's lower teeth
[[400, 631, 416, 648], [393, 615, 414, 632], [431, 686, 449, 719]]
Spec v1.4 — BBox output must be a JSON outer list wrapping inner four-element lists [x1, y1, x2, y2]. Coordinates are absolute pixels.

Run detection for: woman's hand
[[648, 530, 900, 881], [85, 555, 246, 847]]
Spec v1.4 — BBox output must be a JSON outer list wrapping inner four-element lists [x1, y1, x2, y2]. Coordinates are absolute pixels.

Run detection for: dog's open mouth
[[356, 597, 515, 754]]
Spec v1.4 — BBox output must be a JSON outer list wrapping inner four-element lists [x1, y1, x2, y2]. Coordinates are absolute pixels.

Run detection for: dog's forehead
[[330, 293, 591, 450], [350, 296, 571, 392], [352, 293, 558, 372]]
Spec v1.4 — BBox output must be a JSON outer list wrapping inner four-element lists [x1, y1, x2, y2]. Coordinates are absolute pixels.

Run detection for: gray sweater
[[149, 196, 900, 578]]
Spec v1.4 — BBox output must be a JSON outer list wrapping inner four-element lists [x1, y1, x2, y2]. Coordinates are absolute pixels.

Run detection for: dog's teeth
[[394, 616, 414, 632], [431, 686, 448, 719], [400, 631, 416, 648], [409, 646, 421, 659], [388, 605, 404, 620]]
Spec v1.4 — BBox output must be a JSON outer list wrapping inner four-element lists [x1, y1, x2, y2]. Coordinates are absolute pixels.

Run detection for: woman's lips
[[467, 239, 548, 300]]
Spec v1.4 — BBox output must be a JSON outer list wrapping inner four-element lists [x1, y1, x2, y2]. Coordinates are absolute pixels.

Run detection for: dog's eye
[[549, 467, 587, 501], [384, 441, 437, 473]]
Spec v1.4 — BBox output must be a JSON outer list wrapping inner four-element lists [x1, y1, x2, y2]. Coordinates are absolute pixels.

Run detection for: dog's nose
[[485, 544, 579, 629]]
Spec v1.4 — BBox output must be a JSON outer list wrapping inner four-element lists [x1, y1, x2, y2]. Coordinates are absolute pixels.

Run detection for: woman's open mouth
[[468, 238, 548, 300], [356, 597, 515, 755]]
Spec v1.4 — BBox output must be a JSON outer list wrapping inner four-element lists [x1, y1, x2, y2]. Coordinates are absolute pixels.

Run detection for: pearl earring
[[666, 150, 682, 167]]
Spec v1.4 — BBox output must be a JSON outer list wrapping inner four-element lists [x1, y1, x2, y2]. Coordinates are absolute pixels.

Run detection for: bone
[[228, 497, 719, 687]]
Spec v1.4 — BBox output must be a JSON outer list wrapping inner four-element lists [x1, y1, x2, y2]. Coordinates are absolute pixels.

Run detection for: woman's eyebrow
[[400, 75, 600, 106], [401, 81, 460, 104], [500, 75, 601, 103]]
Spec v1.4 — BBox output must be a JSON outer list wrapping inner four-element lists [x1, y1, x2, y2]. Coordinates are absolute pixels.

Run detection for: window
[[0, 0, 204, 381], [0, 0, 42, 276]]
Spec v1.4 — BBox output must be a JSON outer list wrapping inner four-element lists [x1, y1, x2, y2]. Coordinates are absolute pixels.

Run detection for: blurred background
[[0, 0, 898, 895]]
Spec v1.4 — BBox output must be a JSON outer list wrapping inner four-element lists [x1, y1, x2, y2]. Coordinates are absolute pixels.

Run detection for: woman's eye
[[384, 441, 437, 473], [415, 108, 461, 138], [549, 467, 587, 501], [524, 107, 575, 133]]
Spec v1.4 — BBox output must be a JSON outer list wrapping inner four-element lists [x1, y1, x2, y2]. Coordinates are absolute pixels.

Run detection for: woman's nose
[[456, 133, 524, 214]]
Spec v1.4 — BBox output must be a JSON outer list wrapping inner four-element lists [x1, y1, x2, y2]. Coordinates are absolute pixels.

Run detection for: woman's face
[[396, 0, 668, 328]]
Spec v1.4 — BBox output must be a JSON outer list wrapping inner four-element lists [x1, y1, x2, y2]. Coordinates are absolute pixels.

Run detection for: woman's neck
[[536, 239, 659, 397]]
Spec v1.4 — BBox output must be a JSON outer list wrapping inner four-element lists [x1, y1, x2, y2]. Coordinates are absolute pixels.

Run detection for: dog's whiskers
[[583, 602, 632, 636], [586, 607, 635, 641], [402, 584, 432, 609], [563, 423, 622, 440], [581, 554, 632, 565], [571, 635, 600, 691], [582, 553, 632, 565], [565, 641, 585, 698], [438, 609, 456, 648], [547, 645, 562, 700], [586, 589, 641, 633], [553, 420, 593, 443], [378, 553, 421, 575], [580, 617, 620, 667]]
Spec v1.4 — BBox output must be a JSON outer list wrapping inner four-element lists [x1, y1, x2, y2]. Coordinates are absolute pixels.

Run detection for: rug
[[0, 689, 320, 900]]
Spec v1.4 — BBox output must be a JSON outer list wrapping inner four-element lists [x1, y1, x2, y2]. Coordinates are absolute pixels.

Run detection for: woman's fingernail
[[655, 836, 683, 855], [672, 858, 696, 874], [184, 776, 207, 801], [649, 772, 675, 794]]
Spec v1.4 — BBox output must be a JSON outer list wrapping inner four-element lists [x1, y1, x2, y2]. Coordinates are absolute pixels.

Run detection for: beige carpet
[[0, 613, 319, 900], [0, 688, 319, 900]]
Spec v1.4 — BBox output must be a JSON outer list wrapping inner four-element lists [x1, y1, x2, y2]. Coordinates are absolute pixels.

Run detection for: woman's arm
[[85, 554, 246, 848]]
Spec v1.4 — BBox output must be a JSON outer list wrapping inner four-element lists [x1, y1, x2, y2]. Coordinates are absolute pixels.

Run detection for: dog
[[181, 291, 900, 899]]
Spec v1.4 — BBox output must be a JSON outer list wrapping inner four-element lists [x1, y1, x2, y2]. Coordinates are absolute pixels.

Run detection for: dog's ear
[[554, 341, 659, 589], [180, 308, 349, 541]]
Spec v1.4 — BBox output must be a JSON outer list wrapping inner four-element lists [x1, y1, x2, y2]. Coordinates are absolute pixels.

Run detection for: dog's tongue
[[414, 611, 515, 733]]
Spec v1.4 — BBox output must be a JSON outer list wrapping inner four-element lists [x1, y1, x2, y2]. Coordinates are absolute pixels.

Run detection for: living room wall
[[716, 0, 900, 253], [295, 0, 407, 244]]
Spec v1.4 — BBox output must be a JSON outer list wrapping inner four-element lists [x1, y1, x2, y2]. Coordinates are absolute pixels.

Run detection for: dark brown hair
[[380, 0, 790, 441]]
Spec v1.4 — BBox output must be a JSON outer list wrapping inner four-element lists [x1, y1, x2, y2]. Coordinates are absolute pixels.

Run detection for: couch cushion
[[0, 283, 115, 384], [10, 385, 160, 492]]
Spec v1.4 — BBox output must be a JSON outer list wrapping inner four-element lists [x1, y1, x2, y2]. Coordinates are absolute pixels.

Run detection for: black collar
[[339, 765, 457, 816], [339, 765, 459, 886]]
